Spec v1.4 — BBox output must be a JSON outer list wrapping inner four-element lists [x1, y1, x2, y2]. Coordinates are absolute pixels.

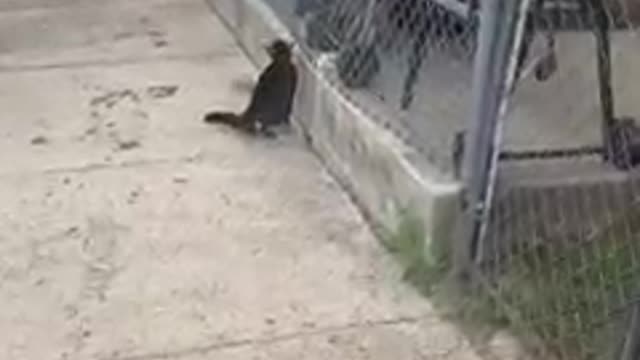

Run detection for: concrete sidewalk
[[0, 1, 499, 359]]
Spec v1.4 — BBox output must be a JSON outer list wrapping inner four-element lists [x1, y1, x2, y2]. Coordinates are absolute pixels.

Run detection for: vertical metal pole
[[455, 0, 528, 275], [587, 0, 616, 162], [619, 300, 640, 360]]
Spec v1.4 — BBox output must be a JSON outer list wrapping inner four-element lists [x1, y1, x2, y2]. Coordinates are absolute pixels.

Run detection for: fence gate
[[462, 0, 640, 359]]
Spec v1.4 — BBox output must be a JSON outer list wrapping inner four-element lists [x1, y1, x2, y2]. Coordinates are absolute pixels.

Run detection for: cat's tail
[[203, 111, 242, 126], [204, 111, 257, 134]]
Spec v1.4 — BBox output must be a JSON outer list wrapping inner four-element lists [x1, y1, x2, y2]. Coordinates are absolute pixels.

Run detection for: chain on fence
[[474, 0, 640, 359], [267, 0, 480, 178]]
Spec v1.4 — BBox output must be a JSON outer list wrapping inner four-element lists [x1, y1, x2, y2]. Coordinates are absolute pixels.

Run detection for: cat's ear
[[263, 42, 275, 56], [284, 40, 294, 50]]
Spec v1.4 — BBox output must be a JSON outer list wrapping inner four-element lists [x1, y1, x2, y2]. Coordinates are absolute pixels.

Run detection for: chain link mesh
[[479, 1, 640, 359], [265, 0, 640, 358], [267, 0, 479, 177]]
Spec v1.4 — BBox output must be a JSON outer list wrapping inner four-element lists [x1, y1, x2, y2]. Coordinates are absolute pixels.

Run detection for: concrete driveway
[[0, 1, 510, 359]]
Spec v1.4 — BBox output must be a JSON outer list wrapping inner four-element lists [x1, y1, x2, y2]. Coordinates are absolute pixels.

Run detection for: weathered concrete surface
[[0, 1, 517, 359]]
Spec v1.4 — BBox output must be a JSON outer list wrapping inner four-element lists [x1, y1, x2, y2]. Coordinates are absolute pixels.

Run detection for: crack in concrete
[[0, 51, 239, 73], [102, 314, 439, 360], [48, 155, 204, 174], [50, 158, 198, 174], [0, 154, 205, 179], [0, 0, 191, 15]]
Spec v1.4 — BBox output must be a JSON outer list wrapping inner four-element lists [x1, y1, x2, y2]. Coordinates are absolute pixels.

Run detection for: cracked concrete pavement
[[0, 1, 519, 359]]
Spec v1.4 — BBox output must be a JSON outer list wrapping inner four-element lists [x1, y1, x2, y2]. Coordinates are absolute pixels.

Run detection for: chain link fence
[[266, 0, 480, 177], [466, 0, 640, 359], [263, 0, 640, 359]]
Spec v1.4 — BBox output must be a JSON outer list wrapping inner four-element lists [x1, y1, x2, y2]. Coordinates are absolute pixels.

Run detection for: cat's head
[[265, 39, 294, 59]]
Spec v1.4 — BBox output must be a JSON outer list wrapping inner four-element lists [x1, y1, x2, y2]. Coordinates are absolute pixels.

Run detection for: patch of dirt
[[153, 39, 169, 48], [116, 140, 141, 151], [89, 89, 140, 109], [113, 32, 135, 41], [30, 135, 48, 145], [146, 85, 178, 99]]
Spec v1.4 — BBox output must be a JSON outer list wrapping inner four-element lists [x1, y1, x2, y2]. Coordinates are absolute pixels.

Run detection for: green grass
[[377, 205, 449, 295], [376, 204, 511, 345], [489, 213, 640, 360], [377, 201, 640, 360]]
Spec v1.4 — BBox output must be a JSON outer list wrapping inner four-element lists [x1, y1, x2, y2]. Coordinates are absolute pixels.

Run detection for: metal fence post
[[620, 300, 640, 360], [455, 0, 529, 277]]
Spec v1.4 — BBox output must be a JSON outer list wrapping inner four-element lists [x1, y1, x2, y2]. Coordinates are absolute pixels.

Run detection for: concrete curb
[[205, 0, 462, 270]]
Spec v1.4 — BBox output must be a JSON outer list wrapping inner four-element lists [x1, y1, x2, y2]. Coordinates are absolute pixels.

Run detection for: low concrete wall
[[205, 0, 462, 268]]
